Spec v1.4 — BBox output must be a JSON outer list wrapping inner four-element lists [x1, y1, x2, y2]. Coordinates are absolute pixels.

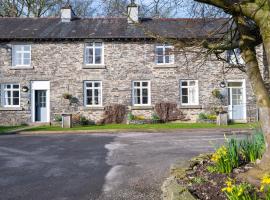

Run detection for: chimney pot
[[127, 0, 139, 24], [61, 4, 75, 22]]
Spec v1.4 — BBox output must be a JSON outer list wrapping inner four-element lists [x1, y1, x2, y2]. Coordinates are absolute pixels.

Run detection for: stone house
[[0, 3, 261, 125]]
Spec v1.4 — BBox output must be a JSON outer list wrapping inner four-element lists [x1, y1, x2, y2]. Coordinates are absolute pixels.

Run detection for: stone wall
[[0, 41, 259, 125]]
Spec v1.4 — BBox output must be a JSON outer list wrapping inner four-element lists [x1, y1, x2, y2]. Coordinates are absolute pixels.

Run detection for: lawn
[[0, 125, 26, 134], [25, 122, 258, 132]]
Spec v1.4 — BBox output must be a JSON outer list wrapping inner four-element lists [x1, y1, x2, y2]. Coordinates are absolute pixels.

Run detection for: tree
[[0, 0, 97, 17], [190, 0, 270, 183]]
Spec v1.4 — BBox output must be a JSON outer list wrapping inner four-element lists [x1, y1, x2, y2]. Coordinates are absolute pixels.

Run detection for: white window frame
[[227, 48, 245, 65], [0, 83, 20, 107], [84, 42, 104, 65], [155, 44, 174, 65], [12, 45, 31, 67], [132, 81, 151, 106], [84, 81, 103, 107], [180, 80, 199, 106]]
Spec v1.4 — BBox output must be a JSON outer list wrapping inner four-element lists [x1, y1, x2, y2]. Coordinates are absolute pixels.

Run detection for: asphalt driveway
[[0, 130, 246, 200]]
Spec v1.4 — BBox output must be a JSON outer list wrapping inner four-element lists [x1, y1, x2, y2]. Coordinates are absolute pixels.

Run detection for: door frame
[[227, 79, 247, 122], [31, 81, 50, 123]]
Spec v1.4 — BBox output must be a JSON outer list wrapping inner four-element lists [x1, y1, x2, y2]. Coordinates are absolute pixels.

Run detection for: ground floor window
[[0, 84, 20, 107], [132, 81, 151, 106], [180, 80, 199, 105], [84, 81, 102, 106]]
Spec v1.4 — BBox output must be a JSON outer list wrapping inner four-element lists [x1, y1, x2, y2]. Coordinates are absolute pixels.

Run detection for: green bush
[[80, 116, 90, 125], [206, 114, 217, 120], [198, 113, 208, 120], [151, 113, 160, 121], [127, 113, 135, 121], [54, 115, 62, 122], [198, 113, 217, 121], [240, 130, 265, 163]]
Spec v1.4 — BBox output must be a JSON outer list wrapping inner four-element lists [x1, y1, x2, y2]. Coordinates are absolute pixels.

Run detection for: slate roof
[[0, 17, 227, 40]]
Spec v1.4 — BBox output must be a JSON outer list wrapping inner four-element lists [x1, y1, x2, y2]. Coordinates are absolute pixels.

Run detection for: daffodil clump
[[222, 178, 255, 200], [260, 174, 270, 200], [211, 145, 227, 162], [211, 142, 239, 173]]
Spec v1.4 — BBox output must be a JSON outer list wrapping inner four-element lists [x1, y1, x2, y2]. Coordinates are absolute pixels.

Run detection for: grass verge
[[24, 122, 258, 132], [0, 125, 27, 134]]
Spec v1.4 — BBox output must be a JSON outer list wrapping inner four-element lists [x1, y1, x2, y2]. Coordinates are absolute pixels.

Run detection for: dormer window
[[227, 48, 244, 65], [12, 45, 31, 67], [155, 44, 174, 64], [84, 42, 104, 65]]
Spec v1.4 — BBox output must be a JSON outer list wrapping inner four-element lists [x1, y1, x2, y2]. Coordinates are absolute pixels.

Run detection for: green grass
[[0, 125, 26, 134], [25, 122, 258, 132]]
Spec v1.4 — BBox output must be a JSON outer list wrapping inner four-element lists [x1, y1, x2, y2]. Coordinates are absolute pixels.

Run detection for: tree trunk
[[255, 29, 270, 170], [239, 45, 270, 184]]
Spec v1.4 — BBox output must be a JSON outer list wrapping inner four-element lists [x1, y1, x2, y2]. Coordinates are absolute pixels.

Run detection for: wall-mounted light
[[219, 81, 226, 88], [22, 86, 29, 92]]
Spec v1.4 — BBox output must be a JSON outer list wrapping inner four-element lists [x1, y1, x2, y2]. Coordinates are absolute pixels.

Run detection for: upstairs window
[[12, 45, 31, 67], [132, 81, 151, 106], [155, 44, 174, 64], [180, 80, 199, 105], [227, 49, 245, 65], [84, 81, 102, 106], [84, 42, 104, 65], [0, 84, 20, 107]]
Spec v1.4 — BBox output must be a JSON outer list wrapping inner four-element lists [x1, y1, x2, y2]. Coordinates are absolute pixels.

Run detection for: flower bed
[[177, 130, 269, 200]]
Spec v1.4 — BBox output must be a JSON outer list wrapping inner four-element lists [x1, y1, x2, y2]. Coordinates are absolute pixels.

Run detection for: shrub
[[240, 130, 265, 163], [206, 114, 217, 120], [198, 113, 208, 120], [134, 115, 145, 120], [222, 178, 256, 200], [99, 104, 126, 124], [80, 116, 90, 125], [54, 115, 62, 122], [155, 102, 185, 122], [151, 113, 160, 121], [127, 113, 135, 121]]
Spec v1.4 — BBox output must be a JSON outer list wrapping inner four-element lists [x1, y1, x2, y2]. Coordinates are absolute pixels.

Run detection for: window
[[155, 44, 174, 64], [227, 49, 244, 65], [84, 81, 102, 106], [0, 84, 20, 107], [180, 80, 199, 105], [132, 81, 151, 106], [84, 42, 104, 65], [12, 45, 31, 67]]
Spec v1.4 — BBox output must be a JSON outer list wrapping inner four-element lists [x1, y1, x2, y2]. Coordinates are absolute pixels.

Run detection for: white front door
[[227, 80, 246, 122], [31, 81, 50, 123]]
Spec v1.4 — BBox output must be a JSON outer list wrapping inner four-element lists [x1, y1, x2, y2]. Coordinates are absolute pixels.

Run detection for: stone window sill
[[82, 64, 106, 69], [10, 66, 33, 70], [0, 107, 23, 111], [84, 106, 104, 111], [154, 64, 177, 69], [131, 106, 153, 110], [179, 105, 203, 109]]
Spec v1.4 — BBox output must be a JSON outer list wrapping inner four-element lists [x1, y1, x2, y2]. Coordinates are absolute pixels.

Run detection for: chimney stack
[[127, 0, 139, 24], [61, 4, 75, 22]]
